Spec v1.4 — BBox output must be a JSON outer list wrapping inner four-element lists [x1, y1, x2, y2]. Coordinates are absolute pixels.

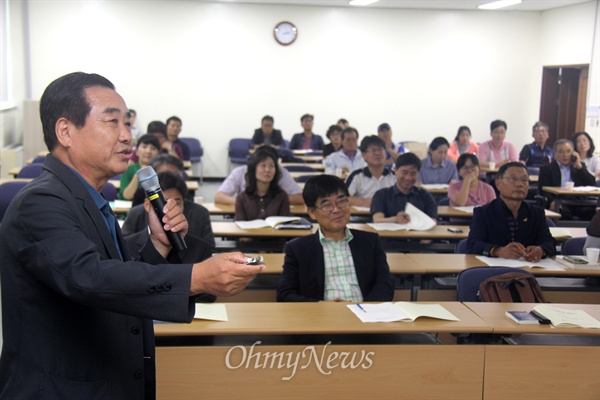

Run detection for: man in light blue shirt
[[327, 127, 367, 174]]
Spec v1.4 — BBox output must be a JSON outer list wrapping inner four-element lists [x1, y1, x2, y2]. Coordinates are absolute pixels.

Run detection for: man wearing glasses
[[466, 162, 556, 260], [346, 136, 396, 208], [276, 175, 394, 302]]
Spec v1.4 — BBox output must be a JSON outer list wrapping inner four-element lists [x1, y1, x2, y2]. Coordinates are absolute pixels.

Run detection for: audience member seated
[[346, 135, 395, 207], [119, 134, 159, 200], [447, 125, 478, 163], [466, 162, 556, 259], [418, 137, 458, 185], [371, 153, 438, 223], [519, 121, 553, 168], [327, 127, 367, 174], [124, 172, 216, 303], [215, 146, 304, 205], [448, 154, 496, 207], [251, 115, 284, 148], [144, 120, 183, 160], [572, 131, 600, 178], [123, 159, 215, 248], [377, 123, 405, 163], [289, 114, 324, 150], [538, 139, 596, 220], [166, 116, 190, 160], [477, 119, 518, 169], [322, 124, 342, 158], [235, 149, 292, 221], [584, 210, 600, 252], [337, 118, 349, 129], [276, 175, 394, 302], [129, 108, 142, 142]]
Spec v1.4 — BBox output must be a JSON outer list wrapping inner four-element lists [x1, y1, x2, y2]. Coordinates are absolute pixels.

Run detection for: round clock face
[[274, 21, 297, 46]]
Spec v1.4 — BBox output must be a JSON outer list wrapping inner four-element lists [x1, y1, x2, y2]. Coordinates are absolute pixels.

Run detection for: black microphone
[[137, 166, 187, 252]]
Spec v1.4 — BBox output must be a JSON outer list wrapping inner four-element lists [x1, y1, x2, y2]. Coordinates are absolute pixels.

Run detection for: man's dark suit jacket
[[466, 198, 556, 258], [537, 160, 596, 205], [289, 132, 325, 150], [0, 155, 195, 400], [276, 229, 394, 302], [251, 128, 284, 147], [125, 230, 216, 303], [122, 201, 215, 249]]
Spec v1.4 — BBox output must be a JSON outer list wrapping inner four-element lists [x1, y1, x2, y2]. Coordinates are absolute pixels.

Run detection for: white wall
[[16, 1, 599, 177]]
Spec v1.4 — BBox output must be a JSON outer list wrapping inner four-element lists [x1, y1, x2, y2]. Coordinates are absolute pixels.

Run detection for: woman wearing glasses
[[448, 154, 496, 207]]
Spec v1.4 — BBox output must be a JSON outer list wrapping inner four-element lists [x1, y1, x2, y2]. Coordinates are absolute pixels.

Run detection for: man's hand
[[523, 245, 544, 263], [572, 150, 582, 169], [395, 211, 411, 224], [190, 252, 265, 296], [148, 198, 188, 257], [494, 242, 526, 259]]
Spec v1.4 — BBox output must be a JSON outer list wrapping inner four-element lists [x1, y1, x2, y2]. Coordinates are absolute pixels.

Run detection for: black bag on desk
[[479, 272, 547, 303]]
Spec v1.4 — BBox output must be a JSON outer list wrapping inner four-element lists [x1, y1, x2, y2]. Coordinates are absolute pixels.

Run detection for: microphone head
[[137, 166, 160, 192]]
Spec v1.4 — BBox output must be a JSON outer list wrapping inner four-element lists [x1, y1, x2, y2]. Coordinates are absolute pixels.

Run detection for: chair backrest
[[0, 181, 29, 223], [456, 266, 536, 302], [16, 164, 43, 178], [284, 165, 317, 172], [31, 155, 46, 164], [526, 166, 540, 176], [179, 137, 203, 162], [561, 237, 585, 256], [101, 182, 118, 202], [295, 174, 315, 183], [283, 139, 290, 149], [454, 239, 468, 254], [545, 217, 556, 227], [437, 196, 449, 206], [228, 138, 252, 164]]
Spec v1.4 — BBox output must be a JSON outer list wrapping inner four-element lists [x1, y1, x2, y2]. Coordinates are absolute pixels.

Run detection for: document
[[533, 305, 600, 329], [572, 186, 600, 192], [235, 216, 311, 230], [451, 206, 476, 213], [351, 206, 371, 212], [549, 227, 572, 239], [194, 304, 228, 321], [476, 256, 565, 270], [110, 200, 132, 210], [367, 203, 436, 231], [421, 184, 449, 190], [347, 302, 460, 323]]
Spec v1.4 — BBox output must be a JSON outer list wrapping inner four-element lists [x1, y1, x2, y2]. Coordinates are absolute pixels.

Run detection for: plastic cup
[[565, 181, 575, 190], [488, 162, 496, 170], [585, 248, 600, 264]]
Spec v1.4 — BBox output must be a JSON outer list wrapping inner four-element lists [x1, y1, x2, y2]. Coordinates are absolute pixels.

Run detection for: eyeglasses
[[314, 197, 350, 213], [502, 177, 529, 184]]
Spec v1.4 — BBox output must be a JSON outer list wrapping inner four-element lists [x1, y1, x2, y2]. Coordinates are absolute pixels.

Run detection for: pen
[[356, 303, 367, 313]]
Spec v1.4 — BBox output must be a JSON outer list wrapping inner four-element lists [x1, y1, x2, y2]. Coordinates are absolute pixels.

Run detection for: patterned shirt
[[319, 228, 363, 302]]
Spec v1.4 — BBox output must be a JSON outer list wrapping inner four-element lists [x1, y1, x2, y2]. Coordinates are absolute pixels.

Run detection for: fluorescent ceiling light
[[349, 0, 379, 6], [478, 0, 522, 10]]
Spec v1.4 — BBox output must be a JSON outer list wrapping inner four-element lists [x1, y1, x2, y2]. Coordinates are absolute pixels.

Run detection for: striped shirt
[[319, 228, 363, 302]]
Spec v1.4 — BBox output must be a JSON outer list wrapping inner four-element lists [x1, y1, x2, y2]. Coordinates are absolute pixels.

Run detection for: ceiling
[[198, 0, 593, 12]]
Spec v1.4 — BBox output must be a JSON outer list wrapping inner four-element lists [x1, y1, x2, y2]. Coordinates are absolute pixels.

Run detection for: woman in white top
[[572, 131, 600, 178]]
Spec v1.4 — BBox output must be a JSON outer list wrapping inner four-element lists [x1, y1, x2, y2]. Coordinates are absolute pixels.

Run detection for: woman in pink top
[[447, 126, 479, 163], [449, 154, 496, 207], [476, 119, 518, 169]]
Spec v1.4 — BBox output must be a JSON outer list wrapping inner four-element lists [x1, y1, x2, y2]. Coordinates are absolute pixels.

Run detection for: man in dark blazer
[[467, 162, 556, 260], [277, 175, 394, 302], [251, 115, 284, 148], [289, 113, 325, 150], [0, 72, 263, 399], [538, 139, 596, 220]]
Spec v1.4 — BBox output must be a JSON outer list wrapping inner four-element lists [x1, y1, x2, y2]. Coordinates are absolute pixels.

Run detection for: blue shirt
[[559, 163, 571, 187], [418, 156, 458, 184], [370, 184, 438, 218], [519, 142, 553, 167]]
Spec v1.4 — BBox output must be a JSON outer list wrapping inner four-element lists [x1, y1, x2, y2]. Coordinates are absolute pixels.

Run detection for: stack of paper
[[347, 302, 460, 323], [194, 304, 229, 321], [533, 305, 600, 329], [367, 203, 436, 231], [476, 256, 566, 270]]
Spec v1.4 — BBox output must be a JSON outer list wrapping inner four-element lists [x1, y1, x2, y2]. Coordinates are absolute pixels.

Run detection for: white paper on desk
[[367, 203, 436, 231], [110, 200, 132, 209], [347, 303, 412, 322], [475, 256, 565, 270], [571, 186, 599, 192], [352, 206, 371, 212], [235, 216, 300, 229], [194, 304, 228, 321], [421, 184, 449, 190], [549, 227, 573, 239], [451, 206, 476, 213]]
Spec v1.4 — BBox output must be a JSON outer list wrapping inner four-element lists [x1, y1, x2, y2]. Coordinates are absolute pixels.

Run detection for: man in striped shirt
[[276, 175, 394, 302]]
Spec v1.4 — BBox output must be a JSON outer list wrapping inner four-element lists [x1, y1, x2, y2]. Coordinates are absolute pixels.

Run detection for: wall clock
[[274, 21, 297, 46]]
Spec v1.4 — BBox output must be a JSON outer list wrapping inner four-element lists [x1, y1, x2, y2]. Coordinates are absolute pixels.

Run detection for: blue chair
[[456, 266, 536, 302], [228, 138, 252, 170], [31, 155, 46, 164], [284, 165, 317, 172], [545, 217, 556, 227], [454, 239, 468, 254], [561, 237, 585, 256], [295, 175, 315, 183], [179, 137, 204, 183], [101, 182, 118, 202], [0, 181, 29, 223], [437, 196, 449, 206], [16, 164, 43, 178], [283, 139, 290, 149]]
